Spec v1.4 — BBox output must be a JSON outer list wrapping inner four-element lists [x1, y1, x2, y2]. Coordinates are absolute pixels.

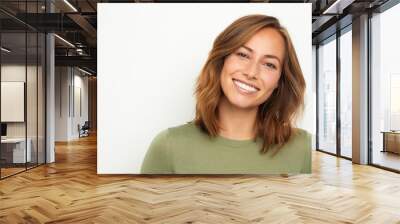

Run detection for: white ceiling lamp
[[63, 0, 78, 12], [322, 0, 355, 15], [54, 34, 75, 48], [78, 67, 93, 76], [1, 47, 11, 53]]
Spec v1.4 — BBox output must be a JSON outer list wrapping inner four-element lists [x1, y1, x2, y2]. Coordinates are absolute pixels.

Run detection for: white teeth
[[233, 80, 258, 93]]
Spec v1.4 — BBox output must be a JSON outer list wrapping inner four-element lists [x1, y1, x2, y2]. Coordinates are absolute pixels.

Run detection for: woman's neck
[[217, 96, 258, 140]]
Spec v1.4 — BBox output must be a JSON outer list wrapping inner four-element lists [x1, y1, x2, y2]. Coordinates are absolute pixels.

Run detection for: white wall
[[55, 66, 69, 141], [55, 67, 89, 141], [98, 3, 313, 174]]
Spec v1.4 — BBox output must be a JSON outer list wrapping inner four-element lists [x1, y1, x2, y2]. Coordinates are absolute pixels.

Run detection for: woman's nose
[[243, 59, 259, 79]]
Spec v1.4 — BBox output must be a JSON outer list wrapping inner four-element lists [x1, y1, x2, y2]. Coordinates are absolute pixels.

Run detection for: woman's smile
[[232, 78, 259, 95]]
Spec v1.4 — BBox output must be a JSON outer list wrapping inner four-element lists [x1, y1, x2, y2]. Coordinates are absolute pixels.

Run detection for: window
[[339, 28, 352, 158], [317, 36, 337, 154], [370, 2, 400, 171], [0, 1, 46, 179]]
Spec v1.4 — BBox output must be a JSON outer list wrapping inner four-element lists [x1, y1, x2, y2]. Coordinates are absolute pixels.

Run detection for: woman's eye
[[236, 52, 249, 59], [264, 62, 277, 70]]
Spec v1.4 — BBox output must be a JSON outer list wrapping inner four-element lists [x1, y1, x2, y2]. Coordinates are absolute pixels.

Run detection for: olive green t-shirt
[[140, 122, 311, 174]]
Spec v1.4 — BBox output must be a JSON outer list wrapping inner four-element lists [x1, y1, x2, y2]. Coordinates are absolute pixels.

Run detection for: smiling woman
[[140, 14, 310, 174]]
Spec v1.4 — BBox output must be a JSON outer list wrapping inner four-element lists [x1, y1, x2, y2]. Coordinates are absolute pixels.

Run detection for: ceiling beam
[[67, 13, 97, 46], [55, 55, 96, 69]]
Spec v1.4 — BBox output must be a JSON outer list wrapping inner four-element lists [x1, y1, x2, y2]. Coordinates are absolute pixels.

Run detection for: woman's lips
[[232, 79, 259, 95]]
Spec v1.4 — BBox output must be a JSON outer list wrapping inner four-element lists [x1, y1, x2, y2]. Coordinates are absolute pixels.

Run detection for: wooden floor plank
[[0, 134, 400, 223]]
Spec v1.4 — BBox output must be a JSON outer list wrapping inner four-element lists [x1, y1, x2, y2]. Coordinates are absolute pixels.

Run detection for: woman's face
[[220, 27, 285, 110]]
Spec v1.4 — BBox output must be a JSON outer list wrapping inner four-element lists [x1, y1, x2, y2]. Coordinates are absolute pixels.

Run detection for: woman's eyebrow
[[241, 45, 282, 65]]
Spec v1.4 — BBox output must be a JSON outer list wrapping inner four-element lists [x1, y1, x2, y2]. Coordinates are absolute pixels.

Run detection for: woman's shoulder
[[291, 128, 311, 142], [291, 128, 312, 173], [150, 121, 201, 143], [167, 121, 203, 138], [281, 128, 311, 151]]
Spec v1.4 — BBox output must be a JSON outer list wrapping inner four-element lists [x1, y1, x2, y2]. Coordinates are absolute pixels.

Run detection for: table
[[381, 131, 400, 154], [1, 138, 32, 163]]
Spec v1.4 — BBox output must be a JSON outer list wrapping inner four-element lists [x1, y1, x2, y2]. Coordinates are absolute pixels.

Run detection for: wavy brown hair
[[194, 14, 306, 155]]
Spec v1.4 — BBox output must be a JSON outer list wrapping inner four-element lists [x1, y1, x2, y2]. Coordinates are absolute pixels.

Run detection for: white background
[[98, 3, 313, 174]]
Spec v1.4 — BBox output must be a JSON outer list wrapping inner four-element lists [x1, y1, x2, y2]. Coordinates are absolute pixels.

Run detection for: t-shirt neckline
[[188, 121, 261, 148], [214, 134, 260, 148]]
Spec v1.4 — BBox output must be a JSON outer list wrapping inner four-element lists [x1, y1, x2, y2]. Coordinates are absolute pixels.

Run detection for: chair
[[79, 121, 90, 138]]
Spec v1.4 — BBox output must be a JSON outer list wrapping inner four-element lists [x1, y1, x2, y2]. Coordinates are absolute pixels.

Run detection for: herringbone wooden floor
[[1, 134, 400, 224]]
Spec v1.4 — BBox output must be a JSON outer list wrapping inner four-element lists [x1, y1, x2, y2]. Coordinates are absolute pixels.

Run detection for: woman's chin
[[230, 100, 258, 110], [221, 94, 260, 110]]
